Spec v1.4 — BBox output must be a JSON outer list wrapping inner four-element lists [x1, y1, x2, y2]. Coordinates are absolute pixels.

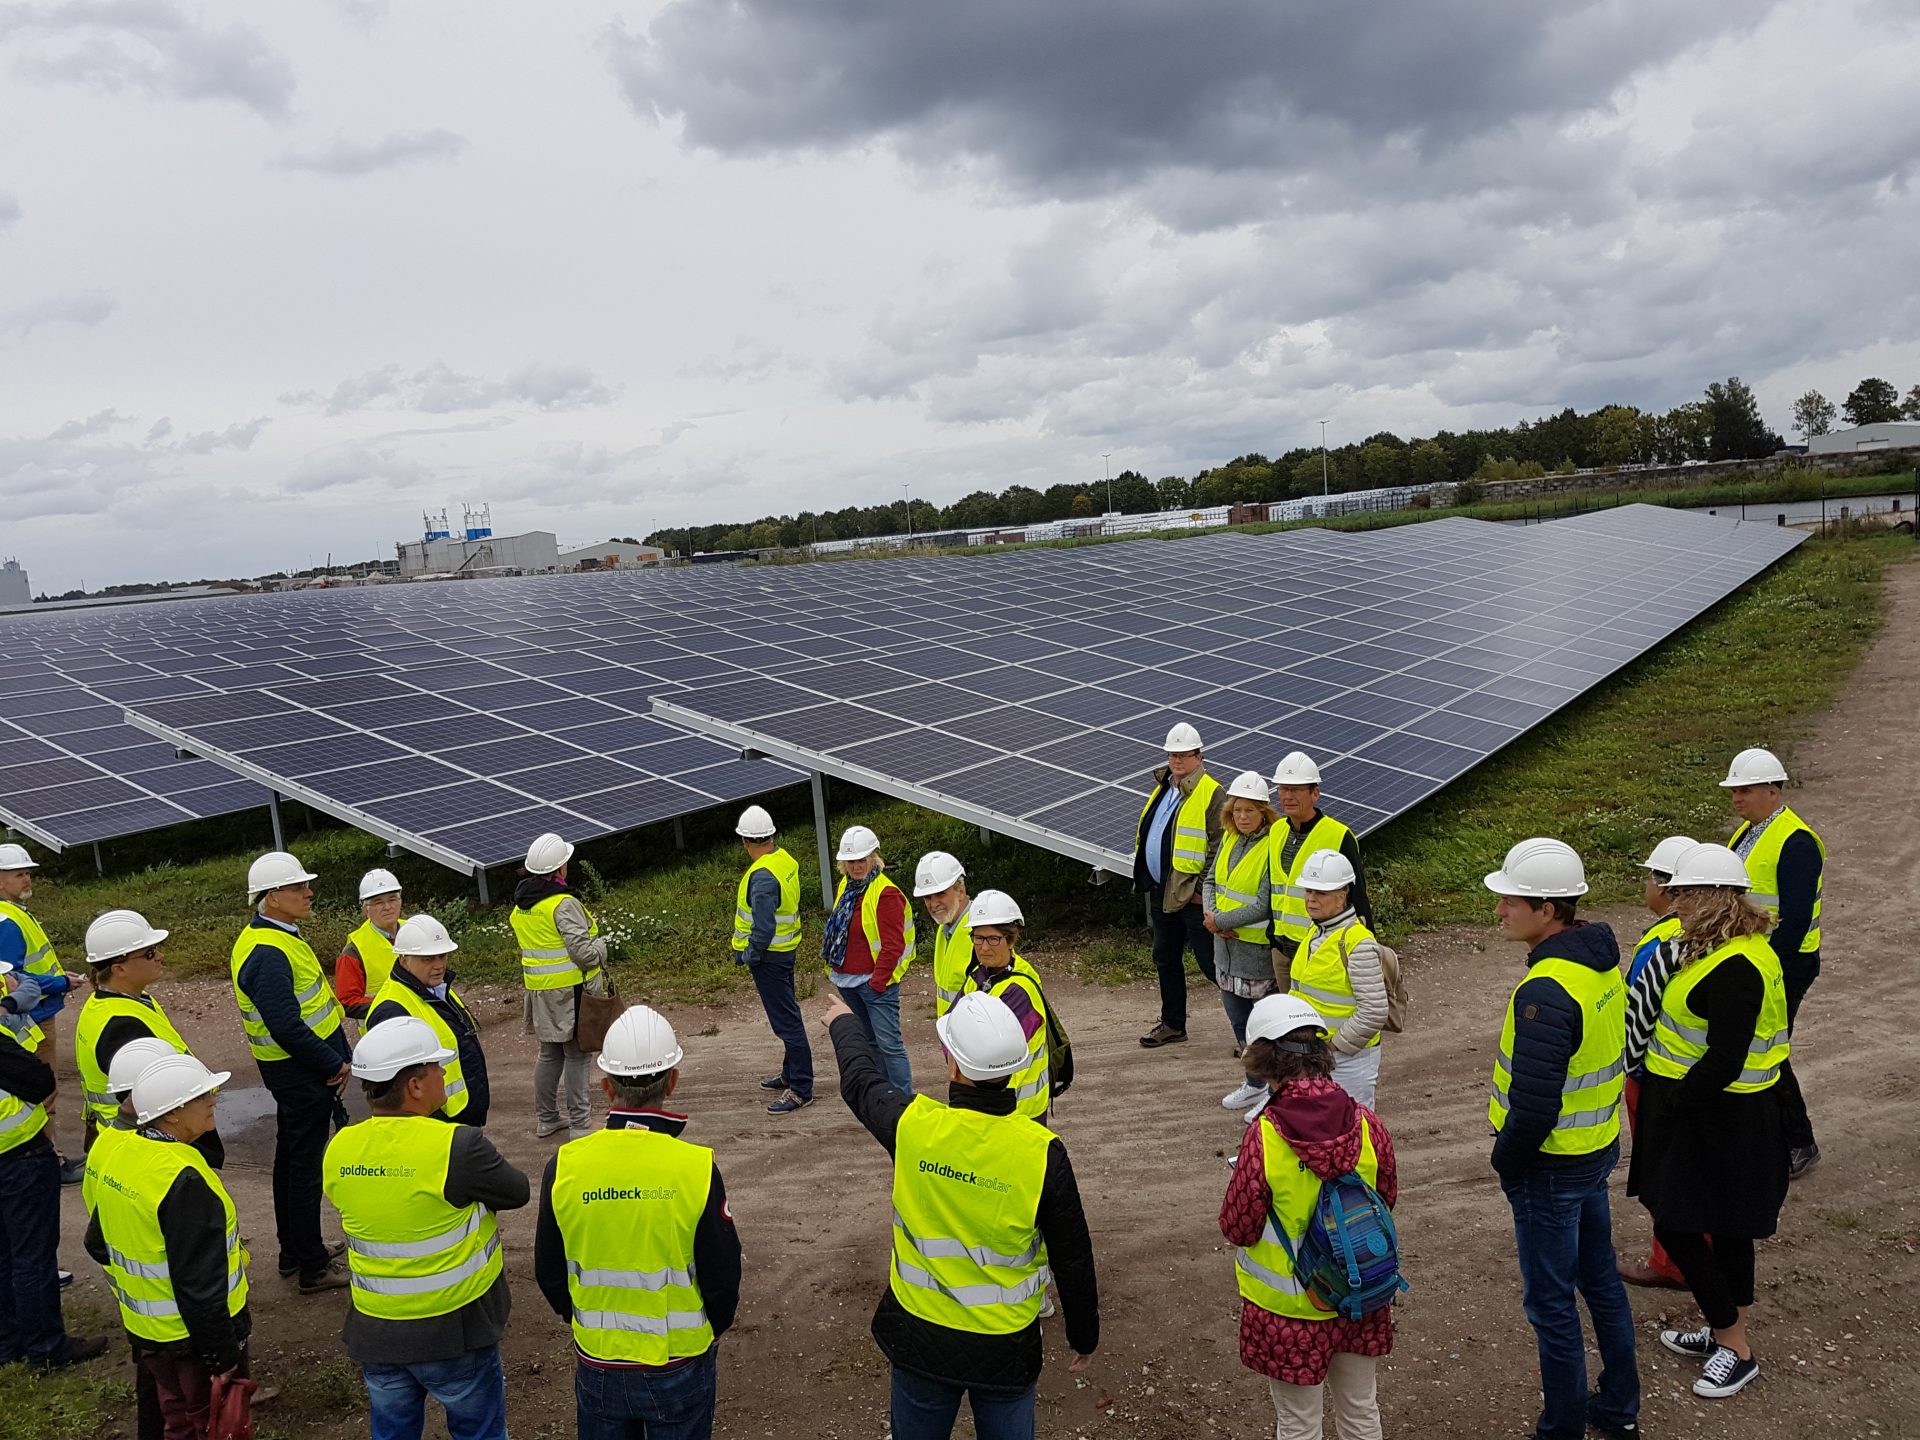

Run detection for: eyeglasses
[[972, 933, 1010, 948], [132, 947, 163, 961]]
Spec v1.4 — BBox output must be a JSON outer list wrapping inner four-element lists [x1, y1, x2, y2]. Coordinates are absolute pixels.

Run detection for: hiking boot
[[1659, 1326, 1716, 1359], [58, 1154, 86, 1187], [32, 1336, 109, 1371], [298, 1260, 351, 1294], [759, 1075, 788, 1092], [535, 1120, 569, 1138], [1586, 1393, 1641, 1439], [1617, 1260, 1686, 1289], [1139, 1023, 1187, 1048], [1787, 1143, 1820, 1179], [1693, 1346, 1759, 1398], [1221, 1080, 1266, 1110], [767, 1089, 812, 1115], [280, 1239, 347, 1279]]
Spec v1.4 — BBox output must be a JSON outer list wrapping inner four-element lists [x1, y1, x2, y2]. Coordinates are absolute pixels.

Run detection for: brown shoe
[[1139, 1022, 1188, 1048], [299, 1260, 352, 1294], [1617, 1260, 1686, 1289]]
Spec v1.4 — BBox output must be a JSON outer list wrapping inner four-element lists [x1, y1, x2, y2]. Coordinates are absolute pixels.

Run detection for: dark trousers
[[1500, 1144, 1640, 1440], [0, 1141, 66, 1364], [1776, 959, 1817, 1150], [1148, 891, 1214, 1031], [890, 1367, 1035, 1440], [269, 1078, 338, 1279], [576, 1348, 716, 1440], [1654, 1229, 1756, 1332], [748, 958, 812, 1101], [139, 1346, 250, 1440]]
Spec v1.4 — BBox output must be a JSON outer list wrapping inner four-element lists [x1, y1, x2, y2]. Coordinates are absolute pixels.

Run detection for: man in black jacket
[[821, 988, 1097, 1440], [365, 916, 491, 1127]]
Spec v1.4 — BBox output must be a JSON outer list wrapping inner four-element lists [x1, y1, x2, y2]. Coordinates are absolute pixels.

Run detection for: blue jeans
[[748, 958, 812, 1100], [575, 1349, 717, 1440], [0, 1142, 66, 1365], [841, 982, 912, 1092], [890, 1367, 1035, 1440], [1501, 1144, 1640, 1440], [362, 1344, 507, 1440], [1219, 988, 1257, 1046]]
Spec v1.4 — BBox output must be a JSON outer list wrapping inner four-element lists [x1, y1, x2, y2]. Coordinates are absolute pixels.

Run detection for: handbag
[[206, 1373, 257, 1440], [574, 972, 624, 1053]]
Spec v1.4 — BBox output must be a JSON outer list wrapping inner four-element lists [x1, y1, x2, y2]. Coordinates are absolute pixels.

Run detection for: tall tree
[[1589, 405, 1646, 466], [1900, 384, 1920, 421], [1703, 376, 1780, 460], [1842, 377, 1901, 426], [1790, 390, 1837, 440]]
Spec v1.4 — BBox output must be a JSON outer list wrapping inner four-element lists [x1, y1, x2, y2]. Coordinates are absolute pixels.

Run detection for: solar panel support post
[[92, 842, 104, 878], [809, 770, 833, 905], [977, 825, 992, 847], [268, 790, 285, 851], [475, 866, 492, 906], [672, 817, 685, 851]]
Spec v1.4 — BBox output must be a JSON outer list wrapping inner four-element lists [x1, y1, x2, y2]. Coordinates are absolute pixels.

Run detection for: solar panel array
[[652, 506, 1807, 871]]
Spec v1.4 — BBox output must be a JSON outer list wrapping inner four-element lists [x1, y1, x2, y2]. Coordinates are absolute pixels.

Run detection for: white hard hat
[[968, 889, 1024, 927], [1667, 842, 1751, 890], [596, 1004, 685, 1077], [393, 914, 458, 956], [1640, 836, 1698, 877], [84, 909, 170, 965], [1246, 993, 1328, 1045], [935, 991, 1029, 1079], [1484, 838, 1589, 898], [836, 825, 881, 861], [735, 805, 777, 839], [1720, 747, 1788, 787], [1297, 849, 1356, 892], [109, 1036, 182, 1096], [358, 868, 402, 901], [1226, 770, 1271, 802], [525, 831, 574, 875], [351, 1016, 456, 1081], [1163, 721, 1203, 753], [132, 1054, 231, 1125], [912, 851, 965, 897], [1271, 750, 1322, 786], [247, 850, 317, 896], [0, 842, 38, 871]]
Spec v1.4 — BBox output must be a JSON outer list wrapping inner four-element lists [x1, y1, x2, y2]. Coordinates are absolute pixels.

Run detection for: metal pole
[[268, 791, 285, 850], [1103, 453, 1112, 513], [672, 817, 686, 851], [1319, 420, 1330, 497], [475, 866, 491, 905], [92, 841, 104, 877], [902, 485, 913, 548], [810, 771, 833, 905]]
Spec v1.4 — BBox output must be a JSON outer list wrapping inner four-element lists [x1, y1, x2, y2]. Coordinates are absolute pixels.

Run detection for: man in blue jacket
[[0, 844, 84, 1184], [1485, 839, 1639, 1440]]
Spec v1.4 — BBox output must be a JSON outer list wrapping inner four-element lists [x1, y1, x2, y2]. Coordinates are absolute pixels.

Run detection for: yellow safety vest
[[0, 1024, 49, 1156], [1731, 807, 1825, 953], [83, 1121, 134, 1212], [1212, 831, 1274, 943], [0, 900, 59, 980], [889, 1095, 1053, 1334], [510, 894, 603, 991], [1644, 936, 1791, 1093], [1136, 772, 1221, 875], [931, 906, 974, 1018], [1236, 1114, 1381, 1320], [963, 957, 1050, 1120], [1489, 957, 1625, 1155], [1268, 815, 1354, 946], [75, 991, 188, 1126], [552, 1127, 716, 1364], [347, 920, 399, 999], [732, 849, 802, 954], [1290, 920, 1382, 1048], [829, 873, 917, 984], [92, 1133, 248, 1343], [227, 923, 343, 1064], [368, 976, 474, 1120], [323, 1116, 501, 1320]]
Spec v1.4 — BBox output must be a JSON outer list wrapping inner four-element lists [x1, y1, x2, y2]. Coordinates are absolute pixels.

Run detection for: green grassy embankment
[[16, 536, 1907, 1005]]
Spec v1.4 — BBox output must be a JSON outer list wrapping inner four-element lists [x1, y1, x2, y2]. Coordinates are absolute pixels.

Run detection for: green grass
[[18, 537, 1905, 998], [0, 1301, 131, 1440]]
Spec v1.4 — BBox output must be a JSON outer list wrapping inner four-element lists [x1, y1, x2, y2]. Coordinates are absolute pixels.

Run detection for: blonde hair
[[1223, 797, 1280, 833], [1676, 887, 1773, 963], [835, 853, 886, 879]]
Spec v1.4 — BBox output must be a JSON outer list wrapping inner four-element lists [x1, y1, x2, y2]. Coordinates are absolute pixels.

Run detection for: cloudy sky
[[3, 1, 1918, 593]]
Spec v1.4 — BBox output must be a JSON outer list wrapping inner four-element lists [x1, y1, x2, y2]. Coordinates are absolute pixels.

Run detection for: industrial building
[[1808, 421, 1920, 455], [0, 559, 31, 610], [394, 505, 560, 579], [558, 539, 665, 570]]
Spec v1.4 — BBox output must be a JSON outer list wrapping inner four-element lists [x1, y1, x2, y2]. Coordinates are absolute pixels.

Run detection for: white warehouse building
[[0, 559, 30, 610], [395, 529, 560, 579], [1808, 421, 1920, 455]]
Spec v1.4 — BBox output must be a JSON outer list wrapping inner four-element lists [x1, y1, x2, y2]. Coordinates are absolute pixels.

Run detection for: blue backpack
[[1271, 1167, 1409, 1322]]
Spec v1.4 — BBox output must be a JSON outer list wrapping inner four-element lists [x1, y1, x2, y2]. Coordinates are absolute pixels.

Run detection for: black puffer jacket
[[1491, 921, 1622, 1179]]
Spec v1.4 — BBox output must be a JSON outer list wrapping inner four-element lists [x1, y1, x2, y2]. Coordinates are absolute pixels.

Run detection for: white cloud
[[275, 128, 468, 176], [0, 290, 115, 339], [285, 361, 617, 417]]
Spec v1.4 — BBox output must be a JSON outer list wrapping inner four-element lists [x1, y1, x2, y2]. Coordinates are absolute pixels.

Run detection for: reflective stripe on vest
[[92, 1132, 249, 1342], [889, 1095, 1053, 1334], [0, 902, 58, 979], [1136, 773, 1221, 875], [931, 908, 973, 1018], [1268, 816, 1353, 942], [1731, 807, 1824, 953], [1488, 956, 1626, 1155], [228, 924, 343, 1063], [0, 1026, 49, 1156], [348, 920, 399, 998], [1212, 831, 1273, 944], [733, 849, 802, 953], [1236, 1114, 1381, 1320], [510, 895, 602, 991], [323, 1116, 501, 1320], [368, 976, 474, 1120], [75, 991, 188, 1126], [1643, 935, 1791, 1093], [964, 957, 1050, 1120], [830, 873, 917, 984], [1290, 920, 1382, 1048], [553, 1127, 715, 1364]]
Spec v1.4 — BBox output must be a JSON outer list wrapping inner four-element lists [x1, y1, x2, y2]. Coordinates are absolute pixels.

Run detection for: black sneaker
[[766, 1089, 812, 1114], [58, 1269, 72, 1288], [279, 1239, 347, 1279], [58, 1155, 86, 1187], [1788, 1143, 1820, 1179], [1586, 1393, 1640, 1439], [32, 1335, 109, 1371], [1659, 1326, 1716, 1359], [758, 1075, 787, 1092], [1693, 1346, 1759, 1398]]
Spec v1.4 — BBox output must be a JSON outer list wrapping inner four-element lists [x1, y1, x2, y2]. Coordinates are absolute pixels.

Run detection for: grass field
[[17, 532, 1906, 1005]]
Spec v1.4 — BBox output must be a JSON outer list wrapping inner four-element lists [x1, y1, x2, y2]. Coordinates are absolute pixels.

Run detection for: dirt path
[[46, 560, 1920, 1438]]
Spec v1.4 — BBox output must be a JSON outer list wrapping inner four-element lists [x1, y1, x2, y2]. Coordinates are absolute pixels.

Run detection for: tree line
[[647, 375, 1902, 556], [1790, 377, 1920, 441]]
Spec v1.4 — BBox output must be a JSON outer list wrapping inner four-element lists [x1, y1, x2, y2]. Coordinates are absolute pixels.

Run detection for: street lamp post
[[1319, 419, 1330, 498], [1103, 452, 1113, 514], [902, 483, 913, 548]]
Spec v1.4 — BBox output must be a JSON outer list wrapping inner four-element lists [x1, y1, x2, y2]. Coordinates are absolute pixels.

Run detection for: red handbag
[[206, 1373, 257, 1440]]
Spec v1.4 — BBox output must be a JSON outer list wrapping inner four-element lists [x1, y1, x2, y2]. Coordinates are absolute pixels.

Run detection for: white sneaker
[[1037, 1290, 1056, 1319], [1244, 1097, 1267, 1125], [1221, 1080, 1266, 1110]]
